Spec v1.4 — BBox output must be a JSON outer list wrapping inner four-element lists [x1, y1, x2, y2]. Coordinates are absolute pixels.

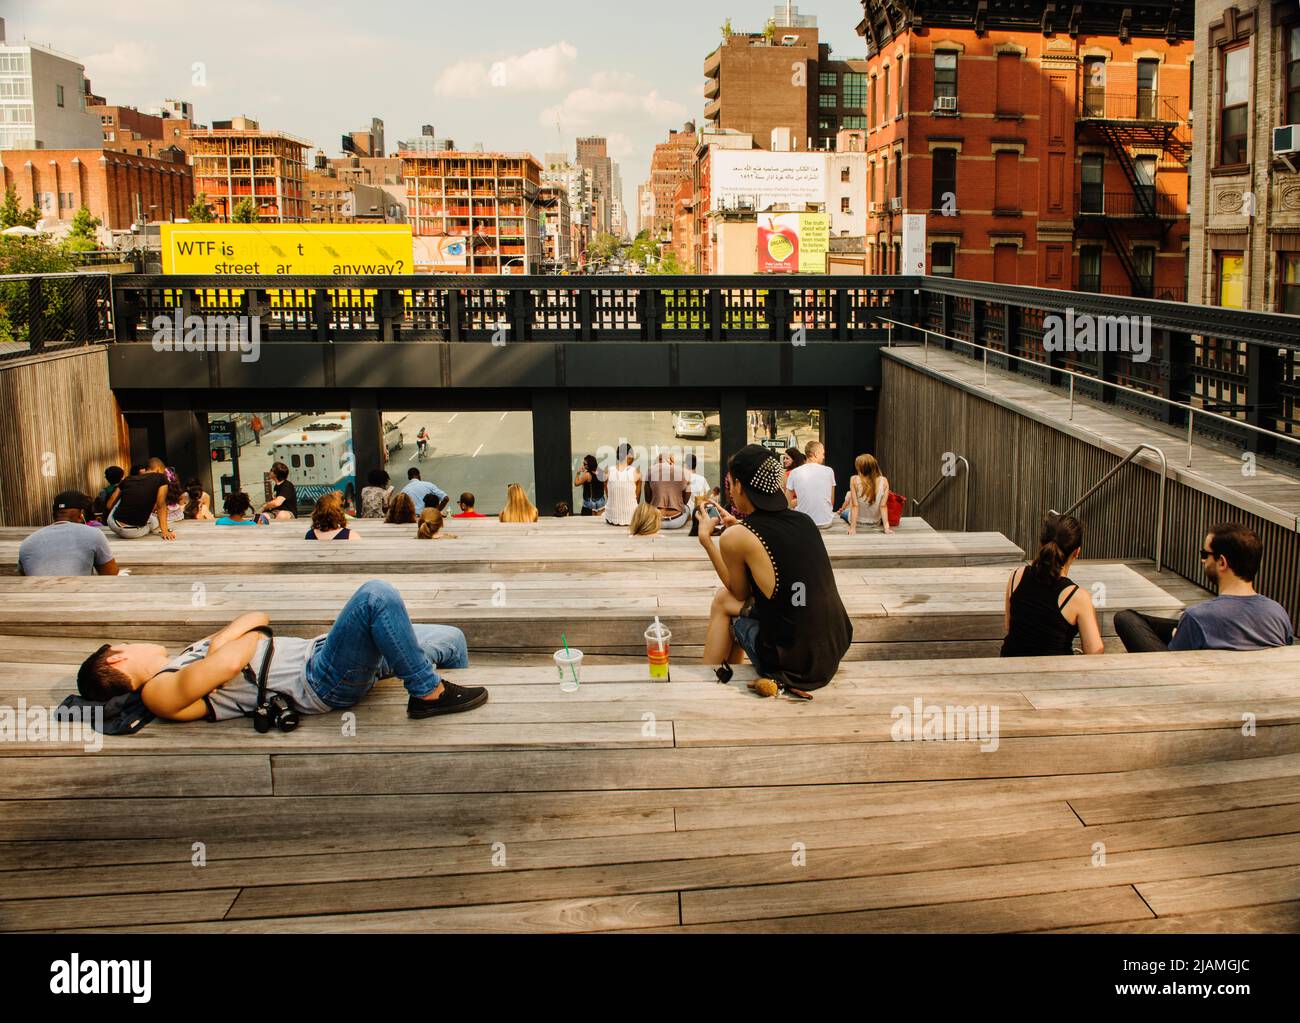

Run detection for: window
[[1137, 59, 1158, 118], [843, 72, 866, 107], [1282, 254, 1300, 314], [1083, 57, 1106, 116], [56, 83, 65, 107], [883, 66, 890, 120], [1134, 156, 1157, 212], [1216, 251, 1245, 308], [304, 454, 316, 468], [897, 61, 905, 117], [843, 115, 867, 129], [1081, 154, 1104, 213], [841, 166, 851, 182], [1133, 246, 1155, 296], [841, 197, 851, 213], [931, 148, 956, 210], [932, 242, 955, 277], [1079, 246, 1102, 291], [882, 152, 889, 202], [893, 147, 903, 197], [869, 77, 876, 126], [291, 455, 302, 468], [934, 52, 958, 102], [1189, 59, 1194, 119], [1289, 28, 1300, 126], [1220, 46, 1249, 164], [819, 93, 837, 109], [819, 118, 833, 132]]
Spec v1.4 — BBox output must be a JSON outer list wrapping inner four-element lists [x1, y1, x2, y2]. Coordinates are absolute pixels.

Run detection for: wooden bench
[[0, 518, 1028, 575], [0, 641, 1297, 933], [0, 563, 1184, 660]]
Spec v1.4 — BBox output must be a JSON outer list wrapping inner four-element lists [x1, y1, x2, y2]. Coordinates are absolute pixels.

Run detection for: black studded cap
[[728, 444, 789, 513]]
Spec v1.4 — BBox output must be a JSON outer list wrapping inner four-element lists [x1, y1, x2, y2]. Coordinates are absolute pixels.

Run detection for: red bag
[[885, 492, 906, 528]]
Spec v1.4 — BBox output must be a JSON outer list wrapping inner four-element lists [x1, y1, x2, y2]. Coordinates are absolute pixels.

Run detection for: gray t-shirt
[[1170, 594, 1295, 651], [18, 521, 114, 576], [156, 635, 331, 721]]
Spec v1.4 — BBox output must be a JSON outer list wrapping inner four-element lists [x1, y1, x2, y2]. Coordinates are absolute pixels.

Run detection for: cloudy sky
[[0, 0, 866, 213]]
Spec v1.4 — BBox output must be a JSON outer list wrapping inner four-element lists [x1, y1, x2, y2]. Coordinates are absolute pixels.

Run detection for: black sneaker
[[408, 681, 489, 718]]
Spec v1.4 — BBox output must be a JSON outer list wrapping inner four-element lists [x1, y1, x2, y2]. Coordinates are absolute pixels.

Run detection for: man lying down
[[75, 580, 488, 725]]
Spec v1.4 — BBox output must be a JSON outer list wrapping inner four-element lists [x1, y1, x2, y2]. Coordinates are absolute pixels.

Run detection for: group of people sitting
[[573, 440, 895, 539]]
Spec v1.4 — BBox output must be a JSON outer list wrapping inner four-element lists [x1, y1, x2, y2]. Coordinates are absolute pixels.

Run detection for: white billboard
[[711, 149, 826, 212]]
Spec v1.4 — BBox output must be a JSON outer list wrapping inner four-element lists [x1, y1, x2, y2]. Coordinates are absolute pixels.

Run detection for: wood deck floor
[[0, 522, 1295, 934]]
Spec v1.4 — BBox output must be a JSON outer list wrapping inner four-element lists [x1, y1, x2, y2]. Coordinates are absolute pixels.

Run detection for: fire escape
[[1076, 85, 1190, 298]]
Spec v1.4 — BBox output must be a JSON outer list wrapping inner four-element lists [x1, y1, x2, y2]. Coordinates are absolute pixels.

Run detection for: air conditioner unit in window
[[868, 201, 879, 213], [935, 96, 958, 112], [889, 197, 902, 211], [1274, 125, 1300, 156]]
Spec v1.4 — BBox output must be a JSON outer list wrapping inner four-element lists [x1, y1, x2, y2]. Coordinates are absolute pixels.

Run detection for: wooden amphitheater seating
[[0, 639, 1297, 933], [0, 562, 1182, 659], [0, 517, 1029, 575]]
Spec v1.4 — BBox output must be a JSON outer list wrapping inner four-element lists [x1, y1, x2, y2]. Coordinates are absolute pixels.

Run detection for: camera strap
[[240, 625, 275, 717]]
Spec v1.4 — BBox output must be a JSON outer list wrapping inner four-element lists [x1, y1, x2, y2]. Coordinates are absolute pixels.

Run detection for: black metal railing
[[1080, 91, 1186, 123], [0, 272, 115, 361], [110, 276, 905, 344], [1077, 190, 1185, 219]]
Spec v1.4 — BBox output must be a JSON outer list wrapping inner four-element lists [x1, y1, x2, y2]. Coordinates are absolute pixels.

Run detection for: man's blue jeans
[[305, 580, 469, 708]]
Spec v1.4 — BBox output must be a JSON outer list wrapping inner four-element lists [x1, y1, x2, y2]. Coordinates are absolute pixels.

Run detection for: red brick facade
[[0, 149, 193, 231], [858, 14, 1192, 298]]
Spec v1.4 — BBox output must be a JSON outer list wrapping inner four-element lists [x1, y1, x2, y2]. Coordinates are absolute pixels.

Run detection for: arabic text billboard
[[711, 149, 826, 212]]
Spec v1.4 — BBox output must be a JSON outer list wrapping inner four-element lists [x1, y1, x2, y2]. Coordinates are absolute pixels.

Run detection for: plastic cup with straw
[[556, 632, 582, 692], [645, 615, 671, 681]]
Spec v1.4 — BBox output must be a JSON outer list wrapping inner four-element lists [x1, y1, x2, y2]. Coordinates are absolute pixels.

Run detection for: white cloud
[[540, 75, 689, 132], [434, 42, 577, 97]]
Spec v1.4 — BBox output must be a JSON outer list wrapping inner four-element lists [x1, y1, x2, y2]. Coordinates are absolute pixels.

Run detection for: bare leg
[[703, 587, 746, 665]]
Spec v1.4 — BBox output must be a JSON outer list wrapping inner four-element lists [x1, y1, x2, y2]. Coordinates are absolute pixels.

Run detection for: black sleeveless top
[[582, 472, 605, 503], [740, 509, 853, 688], [1000, 568, 1081, 657]]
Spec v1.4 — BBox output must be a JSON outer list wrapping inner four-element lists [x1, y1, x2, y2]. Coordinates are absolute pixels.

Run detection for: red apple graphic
[[765, 219, 798, 271]]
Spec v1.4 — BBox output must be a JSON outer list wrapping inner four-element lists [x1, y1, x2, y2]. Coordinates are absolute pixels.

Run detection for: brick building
[[0, 148, 193, 230], [704, 5, 868, 153], [649, 121, 696, 244], [187, 116, 308, 222], [856, 0, 1193, 298], [1189, 2, 1300, 313], [402, 150, 543, 274], [576, 136, 613, 235], [538, 183, 572, 268], [87, 96, 196, 159]]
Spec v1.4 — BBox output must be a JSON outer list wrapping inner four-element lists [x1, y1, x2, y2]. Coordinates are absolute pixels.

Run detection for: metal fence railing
[[0, 272, 115, 361]]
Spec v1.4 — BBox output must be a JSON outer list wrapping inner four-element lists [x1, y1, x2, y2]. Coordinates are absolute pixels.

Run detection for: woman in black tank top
[[1001, 514, 1105, 657]]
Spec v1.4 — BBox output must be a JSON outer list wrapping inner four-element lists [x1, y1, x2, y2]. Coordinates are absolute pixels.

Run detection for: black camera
[[254, 693, 299, 734]]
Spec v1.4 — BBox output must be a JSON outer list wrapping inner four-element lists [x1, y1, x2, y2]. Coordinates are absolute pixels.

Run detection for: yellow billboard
[[160, 223, 414, 275]]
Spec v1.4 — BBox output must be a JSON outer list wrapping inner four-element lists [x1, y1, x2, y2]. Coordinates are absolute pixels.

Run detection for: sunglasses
[[1200, 548, 1218, 560]]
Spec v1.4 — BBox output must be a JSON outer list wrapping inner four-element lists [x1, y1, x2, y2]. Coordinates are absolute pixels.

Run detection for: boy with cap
[[696, 445, 852, 697], [18, 491, 120, 576]]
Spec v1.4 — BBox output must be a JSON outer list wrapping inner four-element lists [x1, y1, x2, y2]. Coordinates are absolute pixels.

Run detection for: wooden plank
[[641, 888, 1154, 933], [0, 755, 272, 800], [1071, 776, 1300, 825], [64, 893, 681, 934], [1050, 900, 1300, 934], [0, 889, 239, 932], [679, 832, 1300, 925], [1137, 864, 1300, 917]]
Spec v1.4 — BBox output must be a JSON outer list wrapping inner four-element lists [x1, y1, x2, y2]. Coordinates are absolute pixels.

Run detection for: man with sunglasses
[[1114, 523, 1293, 653]]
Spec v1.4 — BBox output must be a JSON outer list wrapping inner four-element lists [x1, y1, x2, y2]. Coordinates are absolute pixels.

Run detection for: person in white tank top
[[603, 442, 641, 526]]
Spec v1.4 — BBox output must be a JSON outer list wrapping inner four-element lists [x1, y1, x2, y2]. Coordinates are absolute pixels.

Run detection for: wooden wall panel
[[0, 348, 129, 527], [878, 360, 1300, 623]]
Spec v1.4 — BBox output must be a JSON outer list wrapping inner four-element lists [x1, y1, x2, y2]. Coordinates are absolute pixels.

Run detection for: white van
[[268, 421, 357, 508]]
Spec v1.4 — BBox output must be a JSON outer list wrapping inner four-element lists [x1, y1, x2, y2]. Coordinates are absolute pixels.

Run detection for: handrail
[[1050, 443, 1168, 572], [912, 455, 970, 531], [876, 315, 1300, 468]]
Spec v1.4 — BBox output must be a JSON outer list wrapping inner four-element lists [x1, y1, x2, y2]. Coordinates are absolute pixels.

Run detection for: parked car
[[383, 420, 404, 453], [673, 410, 709, 440]]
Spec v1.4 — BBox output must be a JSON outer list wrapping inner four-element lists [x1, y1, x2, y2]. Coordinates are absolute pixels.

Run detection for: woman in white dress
[[845, 453, 893, 535], [603, 442, 641, 527]]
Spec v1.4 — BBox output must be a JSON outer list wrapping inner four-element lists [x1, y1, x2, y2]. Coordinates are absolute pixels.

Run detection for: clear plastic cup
[[554, 648, 583, 692], [645, 622, 671, 681]]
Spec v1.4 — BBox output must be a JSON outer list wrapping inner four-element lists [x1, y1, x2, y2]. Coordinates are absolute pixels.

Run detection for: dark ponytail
[[1032, 514, 1082, 581], [184, 479, 204, 519]]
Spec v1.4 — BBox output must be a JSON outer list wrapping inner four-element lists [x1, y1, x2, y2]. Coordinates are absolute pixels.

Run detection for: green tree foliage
[[587, 231, 621, 264], [186, 193, 215, 223], [0, 185, 41, 229], [626, 230, 658, 270], [64, 205, 102, 252], [230, 198, 259, 223], [0, 235, 77, 345], [659, 250, 686, 275]]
